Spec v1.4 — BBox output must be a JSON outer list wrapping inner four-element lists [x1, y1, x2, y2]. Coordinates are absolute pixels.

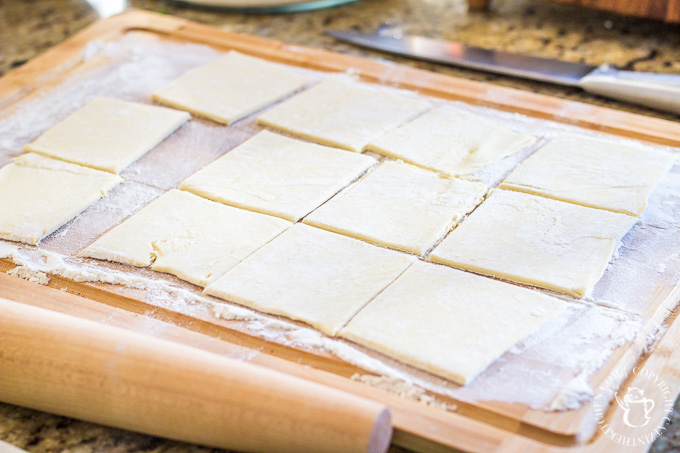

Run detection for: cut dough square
[[430, 189, 637, 297], [303, 161, 487, 255], [258, 77, 430, 152], [82, 189, 291, 287], [340, 261, 567, 385], [180, 131, 374, 221], [367, 106, 536, 176], [152, 51, 308, 125], [205, 223, 415, 336], [0, 153, 122, 245], [24, 97, 190, 173], [499, 134, 676, 216]]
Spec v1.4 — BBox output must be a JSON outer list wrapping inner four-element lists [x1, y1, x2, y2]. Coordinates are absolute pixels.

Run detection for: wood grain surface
[[1, 9, 679, 453], [545, 0, 680, 23]]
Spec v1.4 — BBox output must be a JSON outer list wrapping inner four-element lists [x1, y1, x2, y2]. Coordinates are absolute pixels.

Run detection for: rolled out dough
[[304, 161, 487, 255], [205, 223, 415, 336], [367, 105, 536, 176], [180, 131, 375, 221], [82, 189, 291, 287], [499, 134, 676, 216], [340, 261, 567, 384], [152, 51, 308, 125], [257, 77, 430, 152], [0, 153, 122, 245], [24, 97, 190, 173], [430, 189, 637, 297]]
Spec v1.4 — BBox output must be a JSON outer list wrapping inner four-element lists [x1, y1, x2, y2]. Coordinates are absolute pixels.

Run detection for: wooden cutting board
[[1, 9, 680, 453]]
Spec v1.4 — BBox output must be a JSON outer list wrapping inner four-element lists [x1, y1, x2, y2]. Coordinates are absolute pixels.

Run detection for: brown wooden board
[[543, 0, 680, 24], [1, 9, 680, 453]]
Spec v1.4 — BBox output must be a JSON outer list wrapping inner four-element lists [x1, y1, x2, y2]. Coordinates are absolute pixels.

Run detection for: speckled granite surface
[[1, 1, 680, 451], [3, 0, 680, 118]]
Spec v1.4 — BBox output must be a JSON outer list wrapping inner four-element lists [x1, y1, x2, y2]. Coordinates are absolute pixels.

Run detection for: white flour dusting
[[0, 241, 18, 259], [7, 266, 50, 285], [549, 372, 595, 411], [0, 35, 679, 413], [351, 374, 459, 411]]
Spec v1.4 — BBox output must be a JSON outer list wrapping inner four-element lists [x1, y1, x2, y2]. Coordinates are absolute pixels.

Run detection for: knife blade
[[327, 30, 680, 115]]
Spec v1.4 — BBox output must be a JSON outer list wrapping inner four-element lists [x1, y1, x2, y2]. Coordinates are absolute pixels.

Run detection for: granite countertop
[[1, 0, 680, 451]]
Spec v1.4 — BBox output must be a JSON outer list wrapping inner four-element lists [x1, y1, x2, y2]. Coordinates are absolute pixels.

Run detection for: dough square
[[430, 189, 637, 297], [24, 97, 190, 173], [38, 181, 165, 257], [205, 223, 415, 336], [303, 161, 487, 255], [0, 153, 122, 245], [340, 261, 567, 385], [500, 134, 676, 216], [152, 51, 308, 125], [367, 105, 536, 176], [180, 131, 375, 222], [257, 77, 430, 152], [82, 189, 291, 287]]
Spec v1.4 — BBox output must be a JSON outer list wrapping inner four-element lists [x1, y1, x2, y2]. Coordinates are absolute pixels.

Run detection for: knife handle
[[578, 64, 680, 115]]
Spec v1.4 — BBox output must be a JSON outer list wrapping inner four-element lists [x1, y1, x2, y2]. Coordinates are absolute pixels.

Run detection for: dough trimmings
[[152, 51, 308, 125], [257, 77, 430, 152], [82, 189, 291, 287], [499, 134, 676, 217], [367, 105, 536, 176], [304, 160, 487, 255], [180, 130, 375, 222], [429, 189, 637, 297], [205, 223, 416, 336], [24, 97, 190, 174], [340, 261, 567, 385], [0, 153, 122, 245]]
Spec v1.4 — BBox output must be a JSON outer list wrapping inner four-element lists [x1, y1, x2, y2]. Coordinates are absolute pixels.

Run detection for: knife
[[327, 30, 680, 115]]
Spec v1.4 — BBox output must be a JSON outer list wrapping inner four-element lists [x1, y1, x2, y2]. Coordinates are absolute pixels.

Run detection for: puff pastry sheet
[[82, 189, 291, 287], [0, 153, 122, 245], [500, 134, 676, 216], [340, 261, 567, 384], [152, 51, 308, 125], [205, 223, 415, 335], [24, 97, 190, 173], [258, 77, 430, 152], [304, 161, 487, 255], [430, 189, 637, 297], [367, 105, 536, 176], [180, 131, 374, 221]]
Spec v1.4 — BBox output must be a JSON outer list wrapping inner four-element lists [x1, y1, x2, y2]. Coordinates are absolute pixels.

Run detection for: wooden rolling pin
[[0, 298, 392, 453]]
